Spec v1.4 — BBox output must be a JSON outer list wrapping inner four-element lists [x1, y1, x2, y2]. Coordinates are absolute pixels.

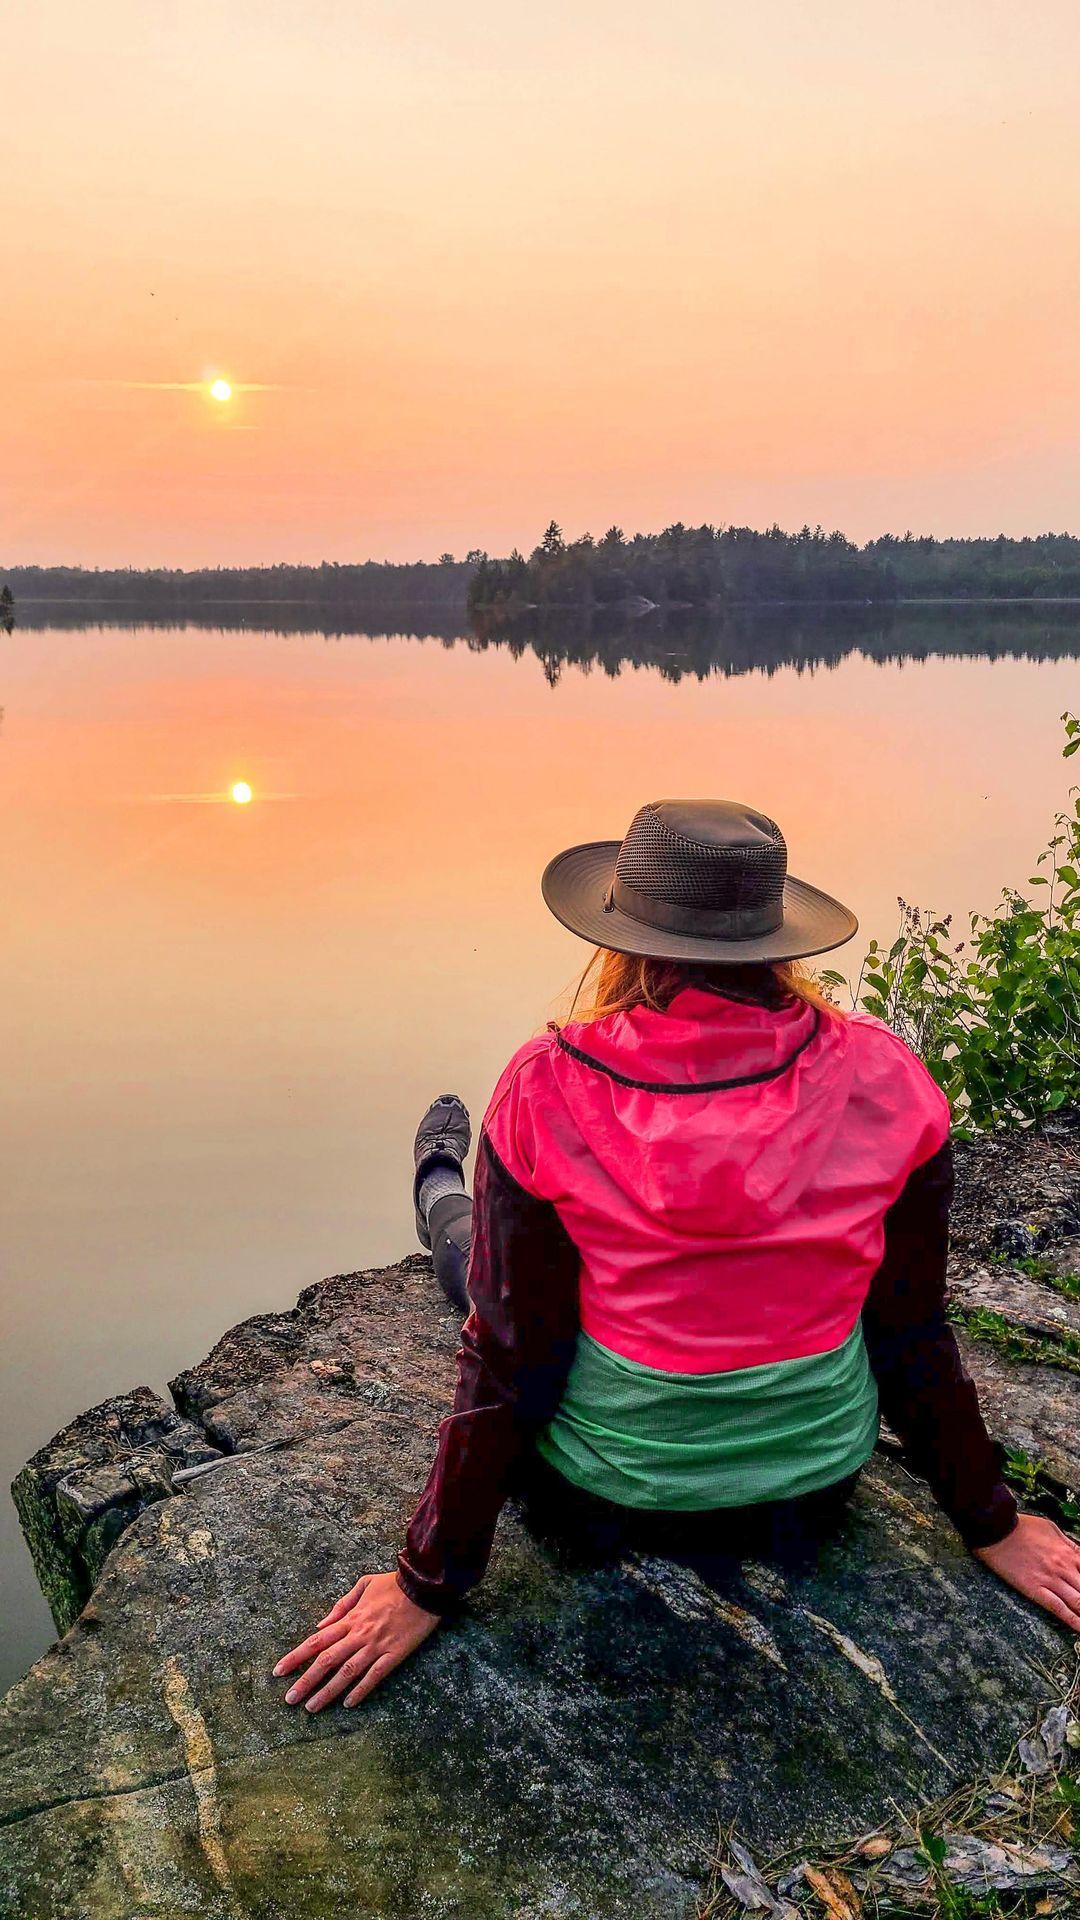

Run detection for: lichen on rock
[[11, 1385, 221, 1635]]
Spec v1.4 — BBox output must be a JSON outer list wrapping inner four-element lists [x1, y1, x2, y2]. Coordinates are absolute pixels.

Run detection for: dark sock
[[428, 1190, 472, 1315]]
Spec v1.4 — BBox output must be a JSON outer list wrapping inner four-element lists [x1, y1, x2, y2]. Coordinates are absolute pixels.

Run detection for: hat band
[[608, 874, 785, 940]]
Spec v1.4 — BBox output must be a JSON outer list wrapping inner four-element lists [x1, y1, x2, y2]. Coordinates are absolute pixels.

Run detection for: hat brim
[[542, 841, 858, 965]]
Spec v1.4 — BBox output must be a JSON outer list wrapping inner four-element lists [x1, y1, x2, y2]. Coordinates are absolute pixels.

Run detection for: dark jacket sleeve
[[862, 1138, 1017, 1550], [396, 1130, 581, 1612]]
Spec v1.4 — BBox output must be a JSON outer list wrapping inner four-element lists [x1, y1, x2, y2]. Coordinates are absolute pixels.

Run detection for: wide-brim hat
[[542, 799, 857, 965]]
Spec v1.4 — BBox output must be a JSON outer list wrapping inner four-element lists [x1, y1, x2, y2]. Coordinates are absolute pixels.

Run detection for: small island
[[469, 522, 1080, 614]]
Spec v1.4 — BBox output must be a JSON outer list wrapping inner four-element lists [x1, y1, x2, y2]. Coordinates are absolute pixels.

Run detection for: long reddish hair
[[565, 947, 843, 1024]]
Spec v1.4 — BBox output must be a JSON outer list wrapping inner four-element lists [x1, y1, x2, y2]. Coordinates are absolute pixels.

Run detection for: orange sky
[[5, 1, 1079, 566]]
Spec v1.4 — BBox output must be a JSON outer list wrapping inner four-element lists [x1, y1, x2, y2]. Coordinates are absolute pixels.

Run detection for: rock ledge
[[2, 1124, 1079, 1918]]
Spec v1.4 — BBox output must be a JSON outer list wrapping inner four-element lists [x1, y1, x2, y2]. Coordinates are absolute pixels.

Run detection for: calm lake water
[[2, 606, 1079, 1686]]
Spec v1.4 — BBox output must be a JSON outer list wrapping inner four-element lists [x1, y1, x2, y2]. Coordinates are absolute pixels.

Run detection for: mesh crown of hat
[[615, 804, 787, 909]]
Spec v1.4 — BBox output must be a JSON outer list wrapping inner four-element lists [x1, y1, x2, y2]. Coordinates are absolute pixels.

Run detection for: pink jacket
[[485, 987, 949, 1374]]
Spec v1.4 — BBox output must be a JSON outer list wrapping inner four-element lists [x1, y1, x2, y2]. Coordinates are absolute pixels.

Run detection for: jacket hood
[[549, 986, 856, 1235]]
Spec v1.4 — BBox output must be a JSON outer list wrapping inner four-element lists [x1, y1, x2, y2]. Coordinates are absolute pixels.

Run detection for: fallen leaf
[[1039, 1703, 1068, 1761], [986, 1777, 1025, 1805], [719, 1839, 777, 1912], [1019, 1733, 1052, 1774], [720, 1866, 774, 1911], [776, 1864, 808, 1899], [719, 1841, 800, 1917], [829, 1868, 862, 1914], [802, 1864, 861, 1918], [856, 1835, 892, 1860]]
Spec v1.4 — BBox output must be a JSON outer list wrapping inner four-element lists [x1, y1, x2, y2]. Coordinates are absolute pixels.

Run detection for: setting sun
[[210, 379, 233, 404], [230, 780, 252, 804]]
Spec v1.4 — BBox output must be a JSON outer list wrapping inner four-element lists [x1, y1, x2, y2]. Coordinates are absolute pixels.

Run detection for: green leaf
[[919, 1830, 948, 1868]]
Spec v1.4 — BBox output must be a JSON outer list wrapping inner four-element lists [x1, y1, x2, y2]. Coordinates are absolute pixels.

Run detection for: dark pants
[[426, 1187, 860, 1577], [428, 1189, 474, 1315]]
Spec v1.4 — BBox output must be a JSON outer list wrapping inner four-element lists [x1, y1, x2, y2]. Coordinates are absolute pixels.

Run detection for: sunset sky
[[6, 0, 1079, 566]]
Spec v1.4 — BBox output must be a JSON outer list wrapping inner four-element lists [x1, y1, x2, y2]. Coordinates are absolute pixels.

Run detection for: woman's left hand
[[974, 1514, 1080, 1633], [273, 1571, 441, 1711]]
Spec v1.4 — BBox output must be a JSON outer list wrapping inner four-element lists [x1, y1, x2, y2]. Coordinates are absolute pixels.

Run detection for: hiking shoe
[[413, 1094, 471, 1249]]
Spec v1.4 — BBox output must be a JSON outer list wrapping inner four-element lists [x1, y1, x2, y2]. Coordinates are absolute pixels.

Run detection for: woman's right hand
[[974, 1513, 1080, 1632], [272, 1571, 441, 1711]]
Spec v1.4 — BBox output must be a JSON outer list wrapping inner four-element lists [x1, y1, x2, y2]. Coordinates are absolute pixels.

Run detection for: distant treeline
[[469, 523, 1080, 611], [1, 559, 474, 613], [7, 526, 1080, 624]]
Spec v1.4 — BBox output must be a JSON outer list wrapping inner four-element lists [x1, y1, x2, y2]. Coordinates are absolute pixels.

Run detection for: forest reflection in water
[[12, 599, 1076, 698], [13, 595, 1080, 685], [465, 599, 1080, 685]]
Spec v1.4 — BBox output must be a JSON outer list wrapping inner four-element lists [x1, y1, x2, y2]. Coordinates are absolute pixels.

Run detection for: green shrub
[[820, 713, 1080, 1134]]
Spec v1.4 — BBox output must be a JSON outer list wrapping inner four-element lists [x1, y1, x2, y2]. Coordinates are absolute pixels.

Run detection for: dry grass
[[697, 1651, 1079, 1920]]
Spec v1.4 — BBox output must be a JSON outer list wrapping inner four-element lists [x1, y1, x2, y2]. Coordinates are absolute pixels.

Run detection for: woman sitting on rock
[[275, 800, 1080, 1710]]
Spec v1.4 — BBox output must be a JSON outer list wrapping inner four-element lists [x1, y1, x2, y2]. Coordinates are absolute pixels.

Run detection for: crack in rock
[[626, 1558, 787, 1670], [804, 1612, 956, 1774]]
